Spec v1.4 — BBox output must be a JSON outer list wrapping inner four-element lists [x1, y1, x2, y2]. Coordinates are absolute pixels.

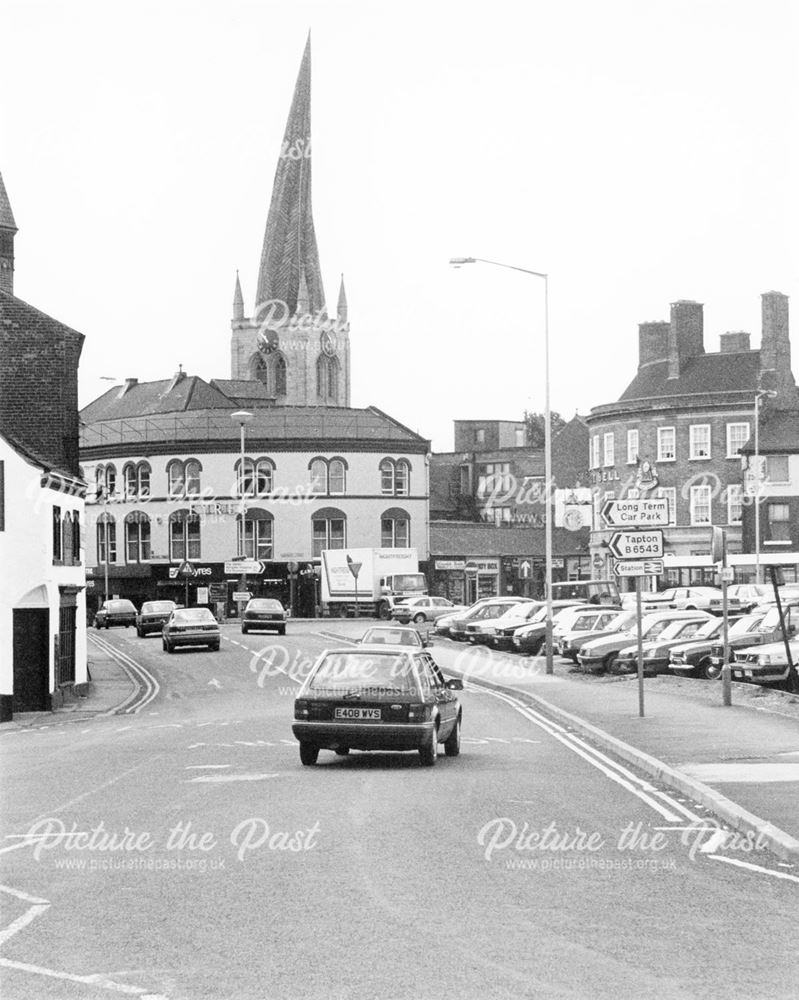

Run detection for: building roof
[[0, 171, 16, 231], [254, 34, 325, 316], [430, 521, 588, 558], [619, 351, 762, 402], [80, 375, 234, 422], [210, 379, 276, 406], [740, 410, 799, 454]]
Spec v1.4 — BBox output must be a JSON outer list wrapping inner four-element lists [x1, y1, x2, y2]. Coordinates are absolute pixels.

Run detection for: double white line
[[89, 635, 160, 714]]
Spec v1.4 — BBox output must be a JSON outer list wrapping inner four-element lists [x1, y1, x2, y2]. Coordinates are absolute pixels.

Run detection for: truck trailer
[[320, 548, 427, 619]]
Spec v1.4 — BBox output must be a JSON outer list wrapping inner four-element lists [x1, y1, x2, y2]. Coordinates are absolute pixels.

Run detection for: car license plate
[[334, 707, 381, 720], [743, 669, 753, 677]]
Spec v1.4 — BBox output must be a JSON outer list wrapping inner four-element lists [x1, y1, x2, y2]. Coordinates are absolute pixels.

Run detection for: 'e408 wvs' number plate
[[334, 707, 381, 720]]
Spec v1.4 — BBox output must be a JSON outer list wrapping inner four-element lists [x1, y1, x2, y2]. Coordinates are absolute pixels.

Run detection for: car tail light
[[407, 704, 429, 722], [295, 700, 310, 719]]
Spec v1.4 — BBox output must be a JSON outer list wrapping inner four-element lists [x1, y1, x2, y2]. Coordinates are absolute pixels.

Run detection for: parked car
[[447, 597, 533, 641], [465, 601, 543, 645], [721, 584, 773, 613], [241, 597, 287, 635], [358, 626, 428, 648], [162, 608, 221, 653], [707, 601, 799, 678], [640, 587, 742, 615], [577, 610, 711, 674], [432, 597, 496, 637], [552, 604, 621, 642], [731, 639, 799, 690], [510, 601, 594, 656], [557, 609, 636, 662], [94, 599, 137, 629], [392, 596, 467, 625], [292, 647, 463, 766], [135, 600, 178, 637], [615, 616, 716, 675], [670, 612, 768, 679]]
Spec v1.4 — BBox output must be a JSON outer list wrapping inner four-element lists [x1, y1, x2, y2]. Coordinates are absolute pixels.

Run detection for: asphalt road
[[0, 622, 797, 1000]]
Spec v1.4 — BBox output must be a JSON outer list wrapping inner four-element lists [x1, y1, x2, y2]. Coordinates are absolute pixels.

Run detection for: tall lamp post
[[449, 256, 554, 674], [231, 410, 254, 616], [753, 389, 777, 584]]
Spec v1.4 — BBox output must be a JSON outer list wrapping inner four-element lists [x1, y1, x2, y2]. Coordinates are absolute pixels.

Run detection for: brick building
[[0, 170, 87, 719], [429, 415, 592, 602], [587, 293, 798, 587]]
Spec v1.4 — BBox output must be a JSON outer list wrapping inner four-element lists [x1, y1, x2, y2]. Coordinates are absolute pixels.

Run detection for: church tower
[[0, 171, 17, 295], [230, 35, 351, 406]]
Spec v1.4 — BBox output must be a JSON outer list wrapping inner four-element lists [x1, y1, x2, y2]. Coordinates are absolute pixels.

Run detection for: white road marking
[[184, 765, 232, 769], [207, 679, 222, 688], [0, 957, 157, 995], [90, 635, 160, 714], [709, 855, 799, 883], [0, 904, 50, 946], [0, 884, 49, 904], [185, 773, 282, 783]]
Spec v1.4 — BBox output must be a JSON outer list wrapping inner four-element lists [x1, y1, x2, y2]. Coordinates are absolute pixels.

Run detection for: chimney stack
[[719, 332, 751, 354], [638, 321, 670, 368], [667, 300, 704, 379], [760, 291, 797, 407]]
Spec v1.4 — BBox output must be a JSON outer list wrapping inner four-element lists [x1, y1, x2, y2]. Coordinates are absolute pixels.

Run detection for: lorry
[[320, 548, 427, 619]]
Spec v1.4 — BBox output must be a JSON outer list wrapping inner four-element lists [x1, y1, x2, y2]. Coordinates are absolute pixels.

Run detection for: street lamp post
[[449, 256, 554, 674], [753, 390, 777, 584], [231, 410, 254, 616]]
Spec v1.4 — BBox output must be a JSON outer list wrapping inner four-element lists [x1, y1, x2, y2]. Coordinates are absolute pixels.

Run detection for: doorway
[[13, 609, 50, 712]]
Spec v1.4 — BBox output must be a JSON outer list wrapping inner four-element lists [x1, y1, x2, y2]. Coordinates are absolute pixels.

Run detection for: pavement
[[3, 622, 799, 864]]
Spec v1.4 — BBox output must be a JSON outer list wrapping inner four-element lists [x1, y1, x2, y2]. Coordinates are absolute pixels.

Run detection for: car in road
[[358, 625, 429, 648], [162, 607, 221, 653], [391, 595, 467, 624], [135, 600, 178, 637], [510, 601, 596, 656], [464, 600, 544, 646], [669, 612, 768, 679], [292, 646, 463, 766], [445, 597, 533, 641], [576, 610, 711, 674], [557, 609, 636, 662], [615, 616, 717, 675], [639, 586, 743, 615], [241, 597, 287, 635], [94, 599, 138, 629]]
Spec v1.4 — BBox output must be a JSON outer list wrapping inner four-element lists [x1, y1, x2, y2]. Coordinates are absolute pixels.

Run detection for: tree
[[523, 410, 567, 448]]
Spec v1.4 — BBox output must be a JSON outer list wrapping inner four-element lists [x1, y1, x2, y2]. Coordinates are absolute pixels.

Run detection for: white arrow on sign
[[223, 559, 265, 575], [608, 529, 664, 560], [601, 498, 669, 528]]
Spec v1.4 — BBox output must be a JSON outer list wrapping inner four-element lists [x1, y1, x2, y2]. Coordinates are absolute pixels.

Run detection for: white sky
[[2, 0, 797, 451]]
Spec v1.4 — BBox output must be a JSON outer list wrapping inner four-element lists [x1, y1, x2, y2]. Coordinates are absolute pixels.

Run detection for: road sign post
[[636, 575, 645, 718]]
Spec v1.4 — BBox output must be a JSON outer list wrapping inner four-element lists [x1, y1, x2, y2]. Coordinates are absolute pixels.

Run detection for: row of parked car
[[414, 591, 799, 691]]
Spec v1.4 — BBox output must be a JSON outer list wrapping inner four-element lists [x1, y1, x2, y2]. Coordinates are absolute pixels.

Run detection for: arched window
[[309, 458, 327, 493], [125, 511, 151, 563], [316, 354, 340, 404], [97, 512, 117, 563], [185, 460, 202, 496], [236, 458, 275, 497], [312, 507, 346, 557], [169, 509, 201, 561], [237, 508, 274, 560], [328, 459, 346, 495], [381, 507, 410, 548], [137, 462, 151, 498], [380, 458, 411, 496], [308, 457, 347, 495], [72, 512, 81, 564], [167, 459, 202, 498], [96, 463, 116, 499], [61, 511, 73, 565], [123, 463, 137, 498], [168, 460, 184, 497], [253, 352, 287, 397]]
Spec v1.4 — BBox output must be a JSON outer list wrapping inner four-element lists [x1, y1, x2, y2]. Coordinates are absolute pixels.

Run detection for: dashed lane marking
[[708, 855, 799, 883], [185, 773, 282, 783]]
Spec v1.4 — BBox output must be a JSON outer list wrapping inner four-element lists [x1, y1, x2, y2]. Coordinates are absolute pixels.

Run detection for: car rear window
[[142, 602, 175, 614], [309, 652, 419, 692], [172, 609, 216, 623], [247, 599, 283, 611], [107, 601, 135, 612]]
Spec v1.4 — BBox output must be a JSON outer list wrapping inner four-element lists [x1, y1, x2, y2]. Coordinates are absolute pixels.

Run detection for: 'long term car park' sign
[[608, 530, 664, 560], [600, 497, 669, 527]]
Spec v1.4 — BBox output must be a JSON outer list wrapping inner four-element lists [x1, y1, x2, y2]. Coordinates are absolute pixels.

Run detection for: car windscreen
[[108, 601, 134, 611], [361, 629, 420, 646], [691, 619, 723, 639], [142, 602, 174, 613], [729, 615, 766, 636], [308, 653, 419, 693]]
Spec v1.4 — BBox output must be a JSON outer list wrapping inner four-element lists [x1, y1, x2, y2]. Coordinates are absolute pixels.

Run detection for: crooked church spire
[[255, 34, 325, 316], [0, 170, 17, 295]]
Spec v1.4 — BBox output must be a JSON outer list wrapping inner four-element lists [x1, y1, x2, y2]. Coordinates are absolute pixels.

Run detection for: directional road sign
[[613, 559, 665, 577], [232, 591, 252, 601], [608, 529, 664, 560], [224, 559, 264, 575], [600, 498, 669, 528]]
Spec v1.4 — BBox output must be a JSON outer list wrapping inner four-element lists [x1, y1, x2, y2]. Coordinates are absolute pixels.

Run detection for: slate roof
[[80, 376, 235, 423], [739, 411, 799, 453], [619, 351, 762, 401], [430, 521, 589, 557], [210, 379, 276, 406]]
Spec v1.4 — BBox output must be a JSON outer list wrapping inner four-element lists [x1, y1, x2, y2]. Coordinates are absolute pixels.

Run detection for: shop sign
[[435, 560, 466, 571]]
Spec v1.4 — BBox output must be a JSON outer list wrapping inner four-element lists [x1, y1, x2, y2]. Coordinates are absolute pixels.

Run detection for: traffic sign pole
[[636, 576, 645, 718]]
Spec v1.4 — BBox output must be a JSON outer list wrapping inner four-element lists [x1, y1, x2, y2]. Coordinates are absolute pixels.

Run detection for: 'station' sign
[[600, 498, 669, 527], [613, 559, 665, 578], [608, 530, 664, 560]]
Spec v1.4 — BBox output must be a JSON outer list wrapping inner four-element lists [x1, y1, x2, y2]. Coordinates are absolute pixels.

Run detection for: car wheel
[[703, 660, 722, 681], [444, 715, 461, 757], [378, 604, 391, 620], [412, 612, 426, 624], [784, 669, 799, 694], [209, 642, 220, 652], [419, 723, 439, 767], [165, 642, 174, 654], [334, 747, 350, 756], [299, 743, 319, 766], [603, 652, 617, 675]]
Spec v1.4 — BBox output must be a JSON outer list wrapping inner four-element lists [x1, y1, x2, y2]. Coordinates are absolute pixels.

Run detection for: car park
[[392, 596, 466, 624], [464, 601, 543, 645], [577, 610, 711, 674], [447, 597, 533, 642], [136, 600, 178, 637], [552, 604, 622, 643], [707, 601, 799, 678], [241, 597, 287, 635], [510, 601, 594, 656], [292, 647, 463, 766], [557, 609, 635, 662], [162, 608, 221, 653], [358, 626, 429, 648], [94, 599, 138, 629], [432, 598, 496, 637], [614, 616, 716, 675], [670, 612, 767, 679]]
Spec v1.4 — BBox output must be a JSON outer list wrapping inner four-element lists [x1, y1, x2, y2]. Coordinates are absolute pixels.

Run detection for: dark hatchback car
[[293, 647, 462, 767], [162, 608, 221, 653], [94, 599, 137, 629], [241, 598, 287, 635], [136, 600, 178, 637]]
